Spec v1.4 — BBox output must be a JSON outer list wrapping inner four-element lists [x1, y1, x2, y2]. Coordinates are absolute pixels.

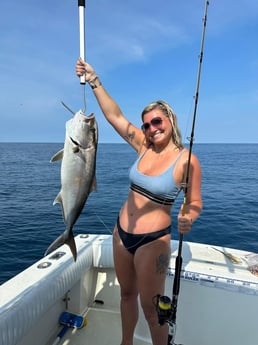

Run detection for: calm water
[[0, 143, 257, 284]]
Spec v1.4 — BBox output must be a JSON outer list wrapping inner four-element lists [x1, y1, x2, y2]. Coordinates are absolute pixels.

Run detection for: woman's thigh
[[134, 234, 171, 306], [113, 226, 138, 294]]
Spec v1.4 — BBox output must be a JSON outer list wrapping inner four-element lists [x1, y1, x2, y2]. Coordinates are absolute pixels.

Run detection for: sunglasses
[[141, 117, 163, 131]]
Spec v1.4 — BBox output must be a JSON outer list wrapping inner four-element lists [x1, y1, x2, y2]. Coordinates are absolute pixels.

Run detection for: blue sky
[[0, 0, 257, 143]]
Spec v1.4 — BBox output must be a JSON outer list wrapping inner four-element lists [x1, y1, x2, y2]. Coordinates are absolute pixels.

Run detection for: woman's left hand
[[177, 213, 192, 234]]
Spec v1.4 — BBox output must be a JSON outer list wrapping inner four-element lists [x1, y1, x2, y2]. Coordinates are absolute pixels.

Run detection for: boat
[[1, 233, 258, 345]]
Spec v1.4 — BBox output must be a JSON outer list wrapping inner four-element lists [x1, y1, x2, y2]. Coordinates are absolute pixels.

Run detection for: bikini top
[[129, 149, 185, 205]]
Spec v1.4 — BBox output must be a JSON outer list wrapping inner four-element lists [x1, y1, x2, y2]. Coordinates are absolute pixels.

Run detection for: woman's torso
[[119, 148, 186, 234]]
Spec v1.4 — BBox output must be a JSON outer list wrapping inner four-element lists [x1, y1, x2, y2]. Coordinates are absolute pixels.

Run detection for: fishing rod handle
[[78, 0, 86, 84]]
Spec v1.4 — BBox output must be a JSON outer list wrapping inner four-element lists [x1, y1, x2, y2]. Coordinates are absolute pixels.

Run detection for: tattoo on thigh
[[156, 253, 169, 274]]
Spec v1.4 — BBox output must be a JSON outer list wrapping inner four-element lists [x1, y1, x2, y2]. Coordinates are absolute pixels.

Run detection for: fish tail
[[66, 232, 77, 261], [45, 230, 77, 261]]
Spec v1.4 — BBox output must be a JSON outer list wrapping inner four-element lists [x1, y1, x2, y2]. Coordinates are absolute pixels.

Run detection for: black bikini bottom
[[117, 216, 171, 255]]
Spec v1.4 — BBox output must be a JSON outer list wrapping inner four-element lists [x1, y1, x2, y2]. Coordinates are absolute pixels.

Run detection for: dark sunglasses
[[141, 117, 163, 131]]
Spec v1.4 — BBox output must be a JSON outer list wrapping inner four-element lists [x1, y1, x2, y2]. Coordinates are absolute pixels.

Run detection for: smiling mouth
[[151, 130, 163, 138]]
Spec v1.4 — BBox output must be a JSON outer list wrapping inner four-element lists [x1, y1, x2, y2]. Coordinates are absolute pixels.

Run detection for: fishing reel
[[153, 295, 183, 345], [153, 294, 174, 326]]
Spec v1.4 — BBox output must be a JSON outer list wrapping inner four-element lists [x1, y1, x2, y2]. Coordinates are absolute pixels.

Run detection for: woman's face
[[142, 108, 172, 145]]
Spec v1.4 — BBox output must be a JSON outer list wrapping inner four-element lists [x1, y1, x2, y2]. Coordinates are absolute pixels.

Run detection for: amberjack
[[45, 110, 98, 261]]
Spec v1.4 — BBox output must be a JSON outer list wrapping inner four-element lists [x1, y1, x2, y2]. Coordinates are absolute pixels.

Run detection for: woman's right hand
[[76, 58, 97, 83]]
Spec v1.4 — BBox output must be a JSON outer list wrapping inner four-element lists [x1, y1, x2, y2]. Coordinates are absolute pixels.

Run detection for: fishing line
[[181, 99, 193, 145], [154, 2, 210, 345], [93, 212, 113, 234]]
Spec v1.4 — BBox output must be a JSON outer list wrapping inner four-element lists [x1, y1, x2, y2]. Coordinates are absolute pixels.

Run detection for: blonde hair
[[141, 100, 184, 149]]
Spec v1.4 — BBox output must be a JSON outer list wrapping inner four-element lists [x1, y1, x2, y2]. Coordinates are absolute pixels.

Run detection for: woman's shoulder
[[176, 149, 201, 171], [179, 148, 199, 161]]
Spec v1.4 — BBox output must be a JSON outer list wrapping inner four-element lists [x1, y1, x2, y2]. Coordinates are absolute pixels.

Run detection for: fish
[[45, 109, 98, 261], [211, 246, 242, 264]]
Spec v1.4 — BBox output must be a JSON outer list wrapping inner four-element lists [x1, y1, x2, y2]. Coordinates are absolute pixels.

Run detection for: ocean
[[0, 143, 257, 284]]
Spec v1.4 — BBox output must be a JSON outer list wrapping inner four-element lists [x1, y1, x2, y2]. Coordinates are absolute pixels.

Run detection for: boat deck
[[2, 234, 258, 345], [48, 307, 151, 345]]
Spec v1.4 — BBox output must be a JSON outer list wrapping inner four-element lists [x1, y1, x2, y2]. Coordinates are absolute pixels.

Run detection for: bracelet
[[88, 75, 102, 89]]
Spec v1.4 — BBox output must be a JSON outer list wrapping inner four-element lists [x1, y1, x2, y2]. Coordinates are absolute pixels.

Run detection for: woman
[[76, 58, 202, 345]]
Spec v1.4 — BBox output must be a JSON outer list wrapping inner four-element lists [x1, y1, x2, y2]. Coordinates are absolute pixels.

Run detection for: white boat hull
[[1, 234, 258, 345]]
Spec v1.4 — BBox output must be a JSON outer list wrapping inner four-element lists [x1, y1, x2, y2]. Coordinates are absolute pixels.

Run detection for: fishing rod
[[154, 1, 209, 344]]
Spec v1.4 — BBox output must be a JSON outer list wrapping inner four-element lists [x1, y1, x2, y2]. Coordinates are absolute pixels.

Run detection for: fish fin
[[91, 175, 97, 192], [45, 230, 77, 261], [50, 149, 64, 162], [53, 192, 62, 205], [53, 193, 66, 223]]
